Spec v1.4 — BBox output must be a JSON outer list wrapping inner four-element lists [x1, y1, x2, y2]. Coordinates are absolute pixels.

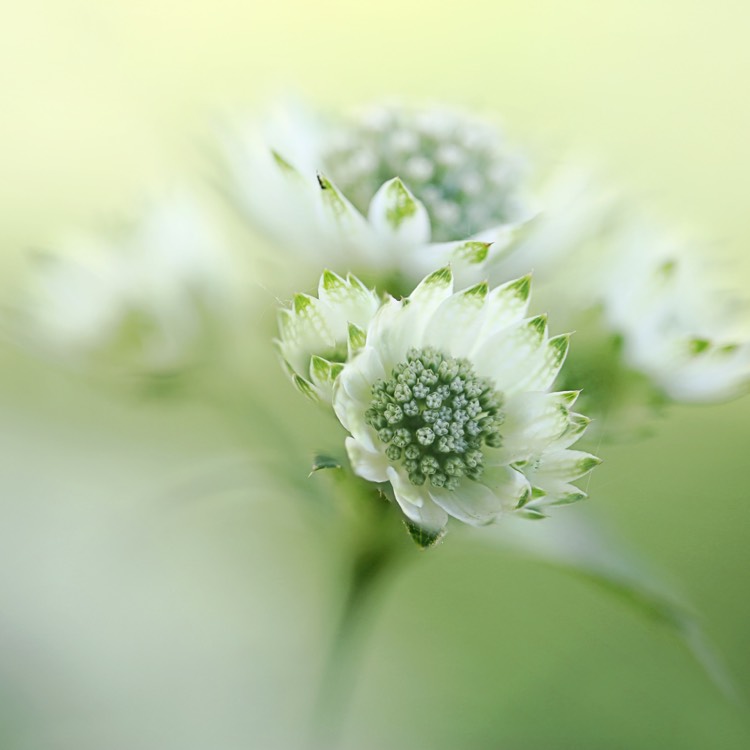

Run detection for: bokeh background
[[2, 1, 749, 748]]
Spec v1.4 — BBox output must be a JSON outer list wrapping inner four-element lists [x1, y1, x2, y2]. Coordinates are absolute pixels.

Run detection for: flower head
[[12, 190, 239, 379], [221, 101, 529, 290], [487, 167, 750, 424], [596, 221, 750, 403], [321, 104, 527, 242], [276, 270, 380, 402], [332, 267, 599, 542]]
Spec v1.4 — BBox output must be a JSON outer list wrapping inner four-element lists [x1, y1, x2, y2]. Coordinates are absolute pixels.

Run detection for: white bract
[[16, 190, 239, 376], [276, 270, 381, 403], [221, 101, 530, 287], [332, 266, 599, 540]]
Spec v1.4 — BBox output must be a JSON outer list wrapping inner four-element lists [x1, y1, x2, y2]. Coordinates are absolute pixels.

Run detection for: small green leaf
[[404, 520, 445, 548], [309, 454, 343, 475]]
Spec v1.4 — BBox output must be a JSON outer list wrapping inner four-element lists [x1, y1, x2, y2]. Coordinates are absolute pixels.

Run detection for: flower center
[[323, 106, 525, 242], [365, 347, 503, 490]]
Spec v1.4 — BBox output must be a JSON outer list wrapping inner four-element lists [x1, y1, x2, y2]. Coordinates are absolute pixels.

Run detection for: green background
[[1, 2, 749, 748]]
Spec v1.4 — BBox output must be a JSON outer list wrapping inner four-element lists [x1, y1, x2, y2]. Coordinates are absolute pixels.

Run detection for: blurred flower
[[489, 167, 750, 427], [276, 270, 380, 402], [220, 100, 530, 290], [596, 221, 750, 403], [12, 189, 242, 381], [331, 266, 599, 542]]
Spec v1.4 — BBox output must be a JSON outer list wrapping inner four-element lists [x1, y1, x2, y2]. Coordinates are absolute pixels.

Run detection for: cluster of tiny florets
[[365, 347, 504, 490], [323, 107, 525, 241]]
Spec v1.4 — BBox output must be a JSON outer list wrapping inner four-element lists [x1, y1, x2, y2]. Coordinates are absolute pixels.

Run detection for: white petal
[[337, 346, 386, 407], [333, 348, 385, 450], [473, 316, 548, 395], [317, 270, 379, 337], [516, 333, 570, 392], [366, 269, 455, 366], [365, 296, 413, 367], [387, 467, 448, 533], [472, 274, 532, 351], [482, 466, 532, 512], [429, 480, 506, 526], [398, 267, 456, 351], [493, 391, 574, 461], [278, 294, 336, 373], [345, 437, 390, 483], [402, 240, 489, 284], [422, 282, 489, 358], [368, 178, 431, 246], [528, 449, 601, 484]]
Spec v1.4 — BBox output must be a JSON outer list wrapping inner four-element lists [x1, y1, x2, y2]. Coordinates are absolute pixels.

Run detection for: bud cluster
[[365, 347, 503, 490]]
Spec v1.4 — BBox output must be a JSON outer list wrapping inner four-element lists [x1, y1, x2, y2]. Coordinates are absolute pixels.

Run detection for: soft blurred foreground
[[2, 1, 750, 749], [2, 325, 750, 749]]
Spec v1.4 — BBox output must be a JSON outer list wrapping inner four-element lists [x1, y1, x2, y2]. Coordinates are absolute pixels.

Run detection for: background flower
[[220, 100, 529, 291], [9, 189, 245, 383]]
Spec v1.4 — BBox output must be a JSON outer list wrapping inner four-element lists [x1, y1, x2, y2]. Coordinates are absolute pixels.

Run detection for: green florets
[[323, 107, 525, 241], [365, 347, 504, 490]]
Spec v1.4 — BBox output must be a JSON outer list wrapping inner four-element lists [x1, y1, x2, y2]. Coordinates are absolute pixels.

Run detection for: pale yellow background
[[2, 0, 750, 278]]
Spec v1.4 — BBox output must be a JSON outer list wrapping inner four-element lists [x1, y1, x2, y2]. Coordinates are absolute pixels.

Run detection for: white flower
[[332, 266, 600, 542], [596, 221, 750, 403], [220, 100, 530, 289], [276, 270, 380, 403], [488, 166, 750, 410], [14, 189, 240, 377]]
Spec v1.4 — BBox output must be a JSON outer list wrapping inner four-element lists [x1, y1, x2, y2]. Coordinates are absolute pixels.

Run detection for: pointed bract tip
[[509, 273, 532, 300], [321, 268, 346, 291], [404, 519, 445, 548]]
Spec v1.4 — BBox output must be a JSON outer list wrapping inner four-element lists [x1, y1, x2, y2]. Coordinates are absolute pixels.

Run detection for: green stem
[[312, 504, 406, 749]]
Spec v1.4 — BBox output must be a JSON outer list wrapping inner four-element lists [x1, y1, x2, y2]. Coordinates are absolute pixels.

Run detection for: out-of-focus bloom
[[276, 270, 380, 403], [595, 221, 750, 403], [488, 167, 750, 423], [331, 266, 599, 542], [12, 190, 240, 379], [220, 101, 530, 289]]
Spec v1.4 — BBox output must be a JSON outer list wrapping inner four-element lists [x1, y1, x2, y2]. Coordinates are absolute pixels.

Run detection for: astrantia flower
[[320, 104, 527, 242], [221, 101, 530, 290], [332, 266, 600, 542], [12, 190, 240, 378], [276, 270, 380, 402], [595, 221, 750, 403], [486, 168, 750, 422]]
